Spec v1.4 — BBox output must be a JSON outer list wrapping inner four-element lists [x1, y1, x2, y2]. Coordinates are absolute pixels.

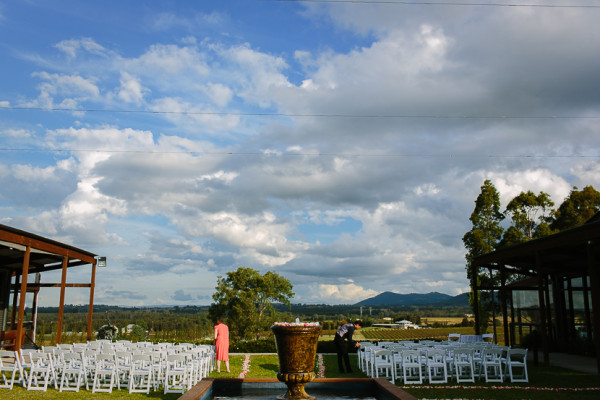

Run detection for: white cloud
[[221, 43, 292, 108], [490, 170, 571, 207], [127, 43, 209, 77], [202, 82, 233, 107], [28, 71, 100, 109], [314, 283, 378, 304], [2, 128, 31, 138], [12, 164, 64, 182], [35, 72, 100, 97], [117, 71, 147, 105], [54, 38, 109, 60]]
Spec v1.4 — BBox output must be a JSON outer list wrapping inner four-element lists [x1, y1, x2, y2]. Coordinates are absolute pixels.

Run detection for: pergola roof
[[0, 223, 97, 273], [0, 223, 99, 350], [471, 214, 600, 277]]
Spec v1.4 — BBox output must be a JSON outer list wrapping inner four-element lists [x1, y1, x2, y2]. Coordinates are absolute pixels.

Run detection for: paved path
[[530, 351, 599, 375]]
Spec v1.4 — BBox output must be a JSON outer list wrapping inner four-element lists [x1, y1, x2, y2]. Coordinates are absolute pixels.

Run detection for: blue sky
[[1, 1, 599, 306]]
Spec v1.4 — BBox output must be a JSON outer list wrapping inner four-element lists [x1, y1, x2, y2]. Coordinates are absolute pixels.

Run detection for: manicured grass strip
[[320, 353, 368, 378]]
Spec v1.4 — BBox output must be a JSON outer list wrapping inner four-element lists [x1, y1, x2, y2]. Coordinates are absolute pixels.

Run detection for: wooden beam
[[15, 246, 30, 351], [31, 274, 40, 344], [56, 256, 68, 344], [87, 261, 97, 342], [25, 283, 92, 288]]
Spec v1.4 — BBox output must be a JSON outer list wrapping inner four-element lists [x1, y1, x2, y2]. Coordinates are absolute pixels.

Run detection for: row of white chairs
[[359, 340, 528, 385], [0, 340, 215, 394]]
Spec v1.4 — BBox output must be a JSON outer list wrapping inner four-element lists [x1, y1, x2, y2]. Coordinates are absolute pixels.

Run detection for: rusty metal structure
[[470, 214, 600, 374], [0, 223, 98, 351]]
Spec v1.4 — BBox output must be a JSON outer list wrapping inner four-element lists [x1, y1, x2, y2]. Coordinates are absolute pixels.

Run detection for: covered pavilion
[[0, 223, 99, 351], [470, 213, 600, 374]]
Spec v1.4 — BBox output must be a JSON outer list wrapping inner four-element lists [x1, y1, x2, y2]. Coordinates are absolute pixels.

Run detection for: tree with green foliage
[[550, 186, 600, 231], [462, 180, 505, 333], [463, 180, 505, 274], [503, 190, 554, 243], [209, 267, 294, 340]]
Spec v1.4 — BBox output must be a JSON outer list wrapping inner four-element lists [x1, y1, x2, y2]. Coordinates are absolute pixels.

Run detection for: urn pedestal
[[271, 324, 323, 400]]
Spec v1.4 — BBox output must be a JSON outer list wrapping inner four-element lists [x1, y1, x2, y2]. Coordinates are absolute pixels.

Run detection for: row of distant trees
[[34, 297, 472, 344], [35, 306, 214, 343], [462, 183, 600, 331]]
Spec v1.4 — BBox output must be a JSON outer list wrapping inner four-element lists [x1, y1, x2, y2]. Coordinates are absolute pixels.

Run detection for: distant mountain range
[[355, 291, 469, 307]]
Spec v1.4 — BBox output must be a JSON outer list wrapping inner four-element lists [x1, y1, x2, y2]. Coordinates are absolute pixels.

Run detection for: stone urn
[[271, 323, 323, 400]]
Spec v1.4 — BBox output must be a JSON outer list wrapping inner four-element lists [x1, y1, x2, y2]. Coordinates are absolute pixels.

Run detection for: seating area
[[0, 340, 214, 394], [358, 335, 528, 385]]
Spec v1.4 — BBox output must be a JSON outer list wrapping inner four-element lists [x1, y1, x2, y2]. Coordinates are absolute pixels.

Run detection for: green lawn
[[2, 354, 600, 399]]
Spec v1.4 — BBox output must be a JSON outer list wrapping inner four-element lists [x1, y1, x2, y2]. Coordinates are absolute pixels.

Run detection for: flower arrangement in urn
[[273, 321, 320, 327], [271, 320, 322, 400]]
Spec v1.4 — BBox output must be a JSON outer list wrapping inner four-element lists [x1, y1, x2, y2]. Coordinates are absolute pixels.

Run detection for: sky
[[1, 0, 599, 307]]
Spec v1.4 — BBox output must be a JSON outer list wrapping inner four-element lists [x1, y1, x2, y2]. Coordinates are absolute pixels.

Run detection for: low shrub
[[230, 338, 276, 353]]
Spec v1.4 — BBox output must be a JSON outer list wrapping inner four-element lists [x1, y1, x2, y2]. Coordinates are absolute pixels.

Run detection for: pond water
[[201, 380, 402, 400], [213, 387, 377, 400]]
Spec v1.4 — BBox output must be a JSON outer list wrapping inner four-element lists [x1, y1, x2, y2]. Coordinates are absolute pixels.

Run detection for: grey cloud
[[104, 290, 147, 300], [172, 289, 194, 302]]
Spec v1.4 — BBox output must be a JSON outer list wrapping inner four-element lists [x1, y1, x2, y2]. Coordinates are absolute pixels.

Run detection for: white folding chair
[[81, 349, 98, 389], [481, 347, 503, 383], [17, 348, 38, 387], [426, 349, 448, 384], [481, 333, 494, 343], [454, 348, 475, 383], [371, 349, 395, 383], [505, 348, 528, 382], [197, 347, 211, 379], [448, 333, 461, 342], [188, 348, 207, 388], [362, 345, 377, 377], [163, 354, 188, 394], [59, 352, 87, 392], [357, 343, 374, 373], [26, 352, 57, 391], [92, 353, 118, 393], [129, 354, 154, 394], [116, 351, 133, 390], [470, 344, 485, 377], [389, 346, 404, 381], [401, 350, 423, 384], [0, 350, 20, 389]]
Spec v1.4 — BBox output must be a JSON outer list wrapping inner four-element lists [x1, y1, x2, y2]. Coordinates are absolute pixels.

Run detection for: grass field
[[421, 317, 468, 326], [3, 354, 600, 400]]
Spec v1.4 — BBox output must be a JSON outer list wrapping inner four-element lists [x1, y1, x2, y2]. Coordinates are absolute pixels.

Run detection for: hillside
[[355, 291, 469, 307]]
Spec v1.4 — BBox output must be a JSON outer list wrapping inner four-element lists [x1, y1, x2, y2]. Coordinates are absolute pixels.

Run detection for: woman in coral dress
[[214, 318, 230, 373]]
